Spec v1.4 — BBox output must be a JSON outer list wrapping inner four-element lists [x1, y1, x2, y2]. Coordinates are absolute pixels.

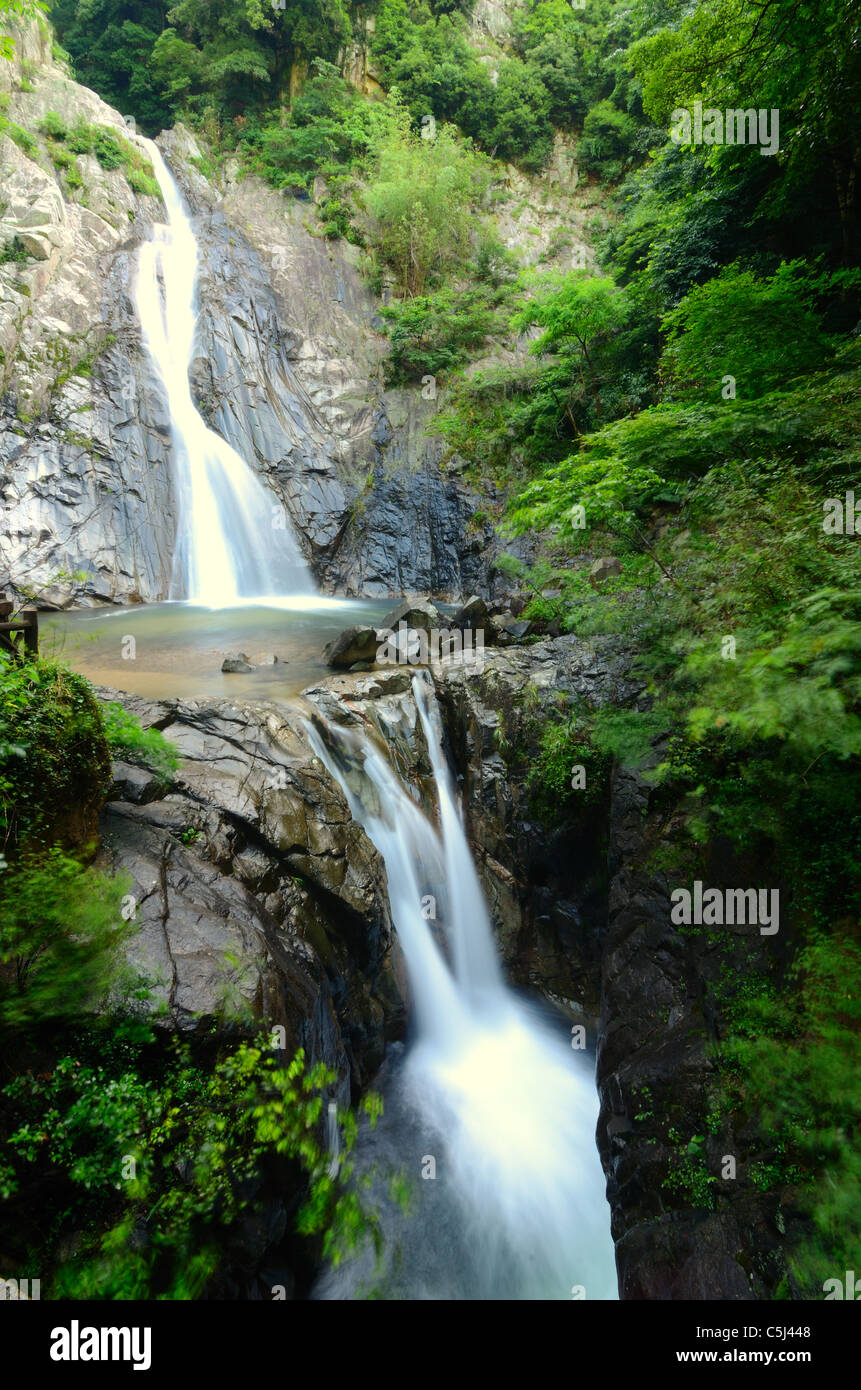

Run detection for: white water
[[134, 141, 313, 606], [308, 676, 618, 1300]]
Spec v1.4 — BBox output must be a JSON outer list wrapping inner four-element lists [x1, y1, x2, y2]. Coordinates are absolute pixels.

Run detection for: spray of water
[[134, 141, 313, 606], [307, 676, 618, 1299]]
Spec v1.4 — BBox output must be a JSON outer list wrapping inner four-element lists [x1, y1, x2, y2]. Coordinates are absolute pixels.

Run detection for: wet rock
[[259, 653, 281, 666], [222, 653, 256, 673], [109, 760, 162, 805], [322, 625, 380, 668], [451, 594, 489, 630], [94, 684, 406, 1087], [378, 597, 451, 633]]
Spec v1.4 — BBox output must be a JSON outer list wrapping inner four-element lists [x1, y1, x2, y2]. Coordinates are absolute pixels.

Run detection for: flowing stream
[[308, 677, 618, 1300], [135, 140, 313, 606]]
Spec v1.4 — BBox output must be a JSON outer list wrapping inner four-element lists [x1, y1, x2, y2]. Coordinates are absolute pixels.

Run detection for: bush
[[0, 1036, 389, 1298], [379, 284, 501, 382], [363, 102, 491, 295], [66, 118, 94, 154], [39, 110, 67, 140], [578, 99, 640, 181], [126, 167, 160, 197], [0, 656, 111, 854], [0, 850, 132, 1031], [660, 260, 860, 400], [0, 235, 31, 265]]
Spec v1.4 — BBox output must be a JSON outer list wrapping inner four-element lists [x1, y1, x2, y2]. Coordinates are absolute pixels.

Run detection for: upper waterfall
[[134, 139, 313, 606]]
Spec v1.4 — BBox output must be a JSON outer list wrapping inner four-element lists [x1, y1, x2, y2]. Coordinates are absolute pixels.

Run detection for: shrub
[[0, 850, 132, 1031], [126, 167, 160, 197], [0, 1037, 390, 1297], [0, 656, 111, 854], [39, 110, 67, 140]]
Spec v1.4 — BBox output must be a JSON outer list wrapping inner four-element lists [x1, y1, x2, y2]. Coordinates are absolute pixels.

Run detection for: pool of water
[[43, 596, 398, 701]]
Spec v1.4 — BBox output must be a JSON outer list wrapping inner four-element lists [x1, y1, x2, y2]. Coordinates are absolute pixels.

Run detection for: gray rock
[[589, 557, 622, 586], [322, 625, 380, 668], [452, 594, 489, 630], [379, 597, 450, 633], [109, 759, 162, 804], [500, 617, 532, 640], [222, 652, 256, 673], [259, 653, 280, 665]]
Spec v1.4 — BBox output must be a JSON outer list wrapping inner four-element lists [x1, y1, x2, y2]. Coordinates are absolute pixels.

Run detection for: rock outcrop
[[0, 21, 176, 606]]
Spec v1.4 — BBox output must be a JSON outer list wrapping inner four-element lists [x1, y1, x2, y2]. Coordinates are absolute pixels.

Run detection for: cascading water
[[134, 140, 313, 606], [307, 676, 618, 1300]]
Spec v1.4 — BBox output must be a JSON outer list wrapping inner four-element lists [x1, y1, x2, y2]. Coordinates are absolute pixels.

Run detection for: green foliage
[[0, 656, 111, 854], [661, 261, 860, 401], [51, 0, 352, 133], [0, 850, 132, 1031], [0, 111, 37, 154], [362, 103, 491, 294], [0, 0, 45, 63], [662, 1129, 716, 1209], [578, 98, 640, 182], [1, 1036, 386, 1297], [379, 282, 505, 382], [526, 713, 611, 819], [38, 107, 66, 139], [241, 61, 373, 194], [126, 166, 160, 196], [0, 234, 31, 264], [101, 701, 179, 783], [718, 933, 861, 1295]]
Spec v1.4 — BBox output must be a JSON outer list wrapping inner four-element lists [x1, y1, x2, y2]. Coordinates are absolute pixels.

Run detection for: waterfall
[[134, 140, 313, 606], [307, 676, 618, 1300]]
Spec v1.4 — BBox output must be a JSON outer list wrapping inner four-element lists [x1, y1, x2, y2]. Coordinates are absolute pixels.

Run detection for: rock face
[[596, 759, 792, 1300], [0, 22, 177, 607], [96, 685, 405, 1094]]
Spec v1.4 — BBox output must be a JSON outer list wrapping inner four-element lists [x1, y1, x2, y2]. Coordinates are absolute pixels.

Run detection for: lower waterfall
[[307, 675, 618, 1300]]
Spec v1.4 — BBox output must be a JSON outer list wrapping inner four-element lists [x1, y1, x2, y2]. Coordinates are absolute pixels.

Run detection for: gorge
[[1, 0, 858, 1310]]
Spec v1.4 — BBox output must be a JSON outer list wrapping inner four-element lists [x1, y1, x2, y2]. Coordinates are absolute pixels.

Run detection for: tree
[[660, 261, 854, 400], [513, 271, 631, 426]]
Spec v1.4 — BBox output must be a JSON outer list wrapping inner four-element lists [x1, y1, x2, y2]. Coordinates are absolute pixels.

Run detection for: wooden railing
[[0, 592, 38, 658]]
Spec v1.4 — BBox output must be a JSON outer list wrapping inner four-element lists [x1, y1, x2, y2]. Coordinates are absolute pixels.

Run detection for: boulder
[[109, 760, 162, 805], [222, 652, 256, 673], [451, 594, 489, 631], [489, 613, 531, 644], [378, 597, 450, 633], [322, 625, 381, 669], [589, 557, 622, 587]]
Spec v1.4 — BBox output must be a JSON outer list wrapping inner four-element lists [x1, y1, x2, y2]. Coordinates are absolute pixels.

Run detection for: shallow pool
[[43, 596, 397, 700]]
